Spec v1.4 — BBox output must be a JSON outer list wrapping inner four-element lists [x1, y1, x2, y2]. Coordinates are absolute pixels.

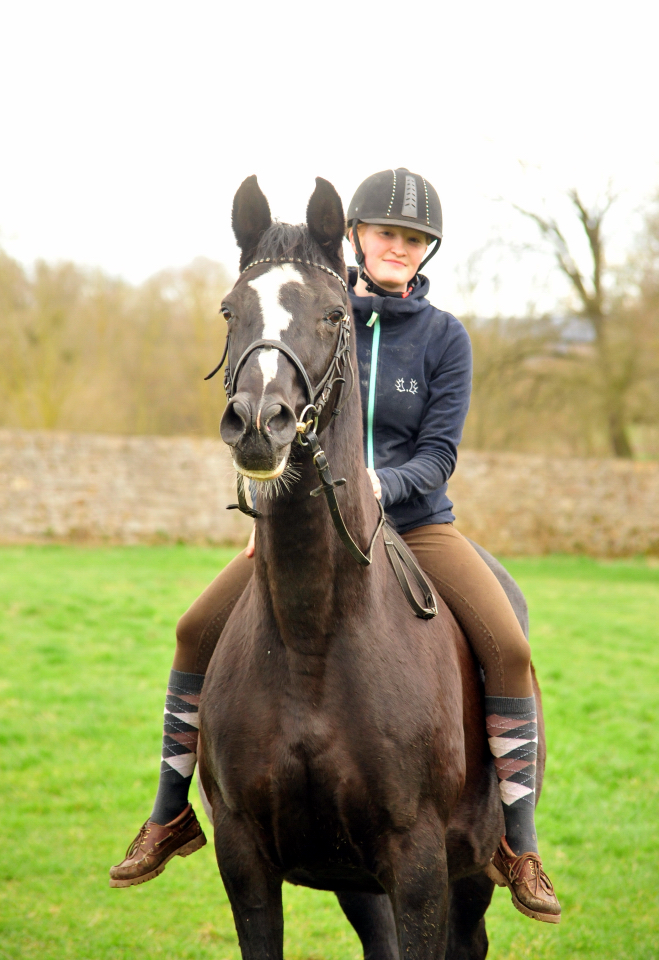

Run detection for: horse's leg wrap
[[151, 669, 204, 826], [485, 695, 539, 855]]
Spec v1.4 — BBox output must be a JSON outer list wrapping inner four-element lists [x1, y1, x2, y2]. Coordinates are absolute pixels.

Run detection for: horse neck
[[254, 384, 379, 657]]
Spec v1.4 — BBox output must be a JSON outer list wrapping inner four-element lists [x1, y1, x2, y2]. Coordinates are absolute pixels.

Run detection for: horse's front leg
[[336, 890, 399, 960], [213, 795, 283, 960], [381, 805, 450, 960]]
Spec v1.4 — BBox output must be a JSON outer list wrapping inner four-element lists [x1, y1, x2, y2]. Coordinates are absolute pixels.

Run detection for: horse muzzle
[[220, 392, 298, 478]]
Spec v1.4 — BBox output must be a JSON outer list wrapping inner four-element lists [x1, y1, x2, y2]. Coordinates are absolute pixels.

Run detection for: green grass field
[[0, 546, 657, 960]]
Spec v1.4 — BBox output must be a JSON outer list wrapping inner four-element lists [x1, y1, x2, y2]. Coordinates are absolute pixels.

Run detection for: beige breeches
[[173, 523, 532, 698]]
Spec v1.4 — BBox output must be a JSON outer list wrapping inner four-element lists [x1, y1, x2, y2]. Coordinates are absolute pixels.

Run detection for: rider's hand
[[245, 524, 256, 558], [367, 468, 382, 501]]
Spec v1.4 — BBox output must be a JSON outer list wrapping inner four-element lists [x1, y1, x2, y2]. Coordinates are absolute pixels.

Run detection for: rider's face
[[350, 224, 429, 292]]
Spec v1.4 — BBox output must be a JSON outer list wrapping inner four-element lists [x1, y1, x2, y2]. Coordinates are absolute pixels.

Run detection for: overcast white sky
[[1, 1, 657, 316]]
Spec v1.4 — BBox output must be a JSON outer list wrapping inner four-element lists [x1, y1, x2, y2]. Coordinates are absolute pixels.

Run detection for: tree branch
[[512, 202, 594, 314]]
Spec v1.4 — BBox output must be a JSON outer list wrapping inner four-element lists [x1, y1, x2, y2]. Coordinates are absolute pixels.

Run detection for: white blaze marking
[[247, 264, 304, 389]]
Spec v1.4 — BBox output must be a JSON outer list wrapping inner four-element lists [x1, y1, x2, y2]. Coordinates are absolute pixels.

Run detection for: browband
[[240, 257, 348, 293]]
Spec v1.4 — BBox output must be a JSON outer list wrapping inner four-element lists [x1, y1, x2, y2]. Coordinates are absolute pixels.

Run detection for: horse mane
[[253, 222, 326, 264]]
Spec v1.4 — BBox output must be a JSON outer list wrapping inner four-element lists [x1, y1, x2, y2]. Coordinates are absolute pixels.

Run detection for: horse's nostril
[[220, 398, 251, 445], [262, 403, 283, 432], [261, 401, 297, 442]]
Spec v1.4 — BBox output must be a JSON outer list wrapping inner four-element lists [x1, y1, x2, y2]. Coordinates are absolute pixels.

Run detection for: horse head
[[219, 175, 349, 485]]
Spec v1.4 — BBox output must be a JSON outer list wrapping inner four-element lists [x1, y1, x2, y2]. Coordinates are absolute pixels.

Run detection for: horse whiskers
[[250, 460, 301, 500]]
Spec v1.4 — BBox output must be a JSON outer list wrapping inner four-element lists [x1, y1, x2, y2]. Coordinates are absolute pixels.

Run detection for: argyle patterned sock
[[151, 669, 204, 826], [485, 695, 539, 855]]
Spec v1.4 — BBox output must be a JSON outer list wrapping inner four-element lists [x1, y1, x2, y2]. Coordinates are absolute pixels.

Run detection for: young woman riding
[[110, 168, 560, 924]]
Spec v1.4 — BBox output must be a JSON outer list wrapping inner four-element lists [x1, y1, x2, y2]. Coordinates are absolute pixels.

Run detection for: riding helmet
[[346, 168, 443, 293]]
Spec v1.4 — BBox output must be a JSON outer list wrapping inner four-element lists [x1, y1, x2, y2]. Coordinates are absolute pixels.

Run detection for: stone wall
[[1, 429, 658, 555], [449, 450, 659, 556], [0, 429, 252, 546]]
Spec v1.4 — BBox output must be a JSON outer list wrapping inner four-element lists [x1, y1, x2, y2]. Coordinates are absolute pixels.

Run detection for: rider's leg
[[401, 523, 534, 840], [401, 524, 532, 695], [151, 549, 254, 824], [401, 524, 560, 922], [150, 669, 205, 826], [110, 550, 253, 888], [173, 549, 255, 675]]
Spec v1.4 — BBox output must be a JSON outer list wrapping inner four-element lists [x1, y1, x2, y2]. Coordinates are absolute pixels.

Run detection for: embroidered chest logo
[[395, 378, 419, 395]]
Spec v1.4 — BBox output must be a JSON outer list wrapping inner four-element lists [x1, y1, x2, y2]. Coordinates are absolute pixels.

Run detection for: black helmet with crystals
[[346, 167, 443, 295]]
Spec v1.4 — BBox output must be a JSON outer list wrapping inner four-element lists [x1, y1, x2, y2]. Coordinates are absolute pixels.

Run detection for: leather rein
[[206, 256, 437, 619]]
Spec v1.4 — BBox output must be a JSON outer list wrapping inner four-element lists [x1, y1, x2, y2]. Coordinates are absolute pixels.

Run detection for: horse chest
[[204, 620, 466, 856], [214, 685, 432, 840]]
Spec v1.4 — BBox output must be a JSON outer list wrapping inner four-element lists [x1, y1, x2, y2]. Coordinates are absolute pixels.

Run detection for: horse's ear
[[306, 177, 345, 265], [232, 175, 272, 270]]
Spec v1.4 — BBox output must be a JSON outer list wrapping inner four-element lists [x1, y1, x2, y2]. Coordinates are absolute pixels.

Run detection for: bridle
[[206, 257, 353, 415], [206, 256, 437, 619]]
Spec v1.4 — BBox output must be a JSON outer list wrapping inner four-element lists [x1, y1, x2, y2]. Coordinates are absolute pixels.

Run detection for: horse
[[198, 175, 546, 960]]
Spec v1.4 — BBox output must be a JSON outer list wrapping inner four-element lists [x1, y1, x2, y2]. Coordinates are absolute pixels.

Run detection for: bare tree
[[625, 196, 659, 452], [463, 313, 562, 451], [515, 190, 636, 457], [0, 248, 231, 436]]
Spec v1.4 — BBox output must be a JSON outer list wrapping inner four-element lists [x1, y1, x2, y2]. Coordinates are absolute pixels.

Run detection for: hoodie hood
[[348, 267, 430, 322]]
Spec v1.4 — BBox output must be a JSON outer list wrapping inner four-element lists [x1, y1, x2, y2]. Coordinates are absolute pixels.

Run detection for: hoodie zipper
[[366, 310, 380, 469]]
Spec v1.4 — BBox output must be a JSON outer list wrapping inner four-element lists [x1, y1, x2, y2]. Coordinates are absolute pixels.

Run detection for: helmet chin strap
[[352, 223, 403, 298], [351, 222, 440, 298]]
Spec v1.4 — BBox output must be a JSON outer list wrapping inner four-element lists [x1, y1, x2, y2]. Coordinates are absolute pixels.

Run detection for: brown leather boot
[[485, 836, 561, 923], [109, 804, 207, 888]]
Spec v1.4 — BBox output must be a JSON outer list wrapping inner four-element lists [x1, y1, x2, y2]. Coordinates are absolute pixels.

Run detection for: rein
[[206, 257, 437, 619]]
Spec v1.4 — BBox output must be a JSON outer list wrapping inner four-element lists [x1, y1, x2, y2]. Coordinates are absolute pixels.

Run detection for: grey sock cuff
[[485, 695, 536, 716], [168, 668, 205, 697]]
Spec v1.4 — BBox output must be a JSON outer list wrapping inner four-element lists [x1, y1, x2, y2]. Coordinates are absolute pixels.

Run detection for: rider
[[110, 168, 560, 924]]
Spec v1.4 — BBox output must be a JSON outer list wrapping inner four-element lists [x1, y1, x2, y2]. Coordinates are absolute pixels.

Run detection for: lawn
[[0, 546, 657, 959]]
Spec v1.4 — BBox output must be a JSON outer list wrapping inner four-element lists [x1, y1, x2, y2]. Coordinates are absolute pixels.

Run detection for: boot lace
[[125, 822, 151, 859], [507, 851, 555, 896]]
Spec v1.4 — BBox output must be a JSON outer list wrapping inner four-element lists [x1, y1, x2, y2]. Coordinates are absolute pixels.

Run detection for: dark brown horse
[[198, 175, 545, 960]]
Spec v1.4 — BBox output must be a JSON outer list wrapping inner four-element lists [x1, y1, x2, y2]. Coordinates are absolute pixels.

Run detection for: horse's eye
[[325, 309, 345, 325], [220, 307, 233, 323]]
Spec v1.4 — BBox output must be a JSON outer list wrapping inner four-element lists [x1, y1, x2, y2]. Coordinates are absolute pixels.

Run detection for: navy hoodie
[[348, 268, 472, 533]]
